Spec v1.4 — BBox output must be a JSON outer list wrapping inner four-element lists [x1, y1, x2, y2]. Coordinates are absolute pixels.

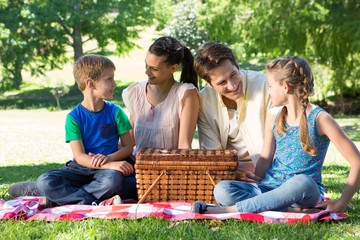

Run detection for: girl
[[192, 56, 360, 214], [122, 36, 200, 153]]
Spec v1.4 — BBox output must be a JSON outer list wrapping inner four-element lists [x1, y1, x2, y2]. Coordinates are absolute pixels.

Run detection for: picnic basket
[[135, 148, 238, 204]]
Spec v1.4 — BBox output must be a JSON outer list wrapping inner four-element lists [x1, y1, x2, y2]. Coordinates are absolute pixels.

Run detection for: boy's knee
[[36, 172, 52, 193], [101, 170, 124, 189]]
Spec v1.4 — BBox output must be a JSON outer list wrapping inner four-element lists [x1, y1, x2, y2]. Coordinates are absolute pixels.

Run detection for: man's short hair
[[194, 42, 239, 83]]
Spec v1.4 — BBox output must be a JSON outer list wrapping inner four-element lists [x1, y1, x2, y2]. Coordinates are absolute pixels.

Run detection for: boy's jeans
[[36, 160, 137, 205], [214, 174, 322, 213]]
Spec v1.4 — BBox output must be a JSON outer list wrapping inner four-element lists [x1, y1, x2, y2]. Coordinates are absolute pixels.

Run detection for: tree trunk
[[72, 1, 83, 62], [72, 25, 83, 62], [12, 59, 23, 89]]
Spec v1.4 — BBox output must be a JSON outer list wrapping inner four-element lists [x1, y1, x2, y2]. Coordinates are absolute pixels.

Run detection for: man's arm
[[197, 104, 223, 150]]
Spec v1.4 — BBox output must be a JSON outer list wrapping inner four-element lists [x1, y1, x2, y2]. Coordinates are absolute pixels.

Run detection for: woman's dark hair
[[149, 36, 198, 89]]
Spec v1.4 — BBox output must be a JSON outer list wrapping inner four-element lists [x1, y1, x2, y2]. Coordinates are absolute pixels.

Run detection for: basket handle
[[206, 170, 216, 187], [137, 169, 167, 204], [135, 170, 167, 219]]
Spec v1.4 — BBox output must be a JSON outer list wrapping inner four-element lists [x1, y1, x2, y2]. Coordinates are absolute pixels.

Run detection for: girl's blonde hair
[[266, 56, 317, 156]]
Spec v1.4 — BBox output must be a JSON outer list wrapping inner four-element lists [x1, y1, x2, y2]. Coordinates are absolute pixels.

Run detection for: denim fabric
[[214, 174, 322, 213], [36, 160, 137, 205]]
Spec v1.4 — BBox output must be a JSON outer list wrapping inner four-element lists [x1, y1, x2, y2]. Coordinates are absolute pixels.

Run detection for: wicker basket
[[135, 148, 238, 204]]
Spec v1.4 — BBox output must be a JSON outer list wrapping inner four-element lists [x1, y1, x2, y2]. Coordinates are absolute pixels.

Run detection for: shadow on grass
[[0, 163, 64, 184], [0, 82, 132, 110], [342, 124, 360, 141], [0, 163, 64, 199]]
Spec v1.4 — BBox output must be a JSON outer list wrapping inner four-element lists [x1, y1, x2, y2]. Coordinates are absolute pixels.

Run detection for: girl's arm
[[316, 111, 360, 213], [178, 88, 200, 149], [255, 109, 277, 179]]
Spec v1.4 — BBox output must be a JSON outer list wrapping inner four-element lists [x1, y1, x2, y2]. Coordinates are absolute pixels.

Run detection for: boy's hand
[[89, 152, 110, 168], [107, 161, 134, 176]]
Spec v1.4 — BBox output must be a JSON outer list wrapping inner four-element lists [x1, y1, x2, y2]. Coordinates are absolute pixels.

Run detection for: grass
[[0, 81, 130, 110], [0, 109, 359, 239]]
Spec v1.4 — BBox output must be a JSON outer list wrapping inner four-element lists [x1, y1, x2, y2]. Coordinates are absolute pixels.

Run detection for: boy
[[35, 54, 135, 206]]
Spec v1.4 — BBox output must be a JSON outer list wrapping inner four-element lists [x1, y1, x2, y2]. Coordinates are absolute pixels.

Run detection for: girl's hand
[[236, 171, 262, 183], [316, 199, 349, 213], [89, 152, 110, 168]]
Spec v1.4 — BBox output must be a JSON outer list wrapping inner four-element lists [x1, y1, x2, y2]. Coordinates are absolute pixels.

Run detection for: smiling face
[[92, 67, 116, 100], [144, 52, 177, 86], [266, 71, 288, 106], [208, 59, 243, 101]]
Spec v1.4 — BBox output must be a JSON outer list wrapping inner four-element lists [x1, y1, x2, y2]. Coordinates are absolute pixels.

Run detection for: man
[[194, 42, 272, 180]]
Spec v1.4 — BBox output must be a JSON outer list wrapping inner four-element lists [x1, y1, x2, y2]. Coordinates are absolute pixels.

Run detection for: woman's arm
[[178, 88, 200, 149]]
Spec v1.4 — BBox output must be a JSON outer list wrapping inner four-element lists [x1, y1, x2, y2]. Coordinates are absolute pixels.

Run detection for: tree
[[243, 0, 360, 110], [162, 0, 207, 54], [0, 0, 155, 89], [198, 0, 244, 45], [0, 0, 66, 89], [196, 0, 360, 109]]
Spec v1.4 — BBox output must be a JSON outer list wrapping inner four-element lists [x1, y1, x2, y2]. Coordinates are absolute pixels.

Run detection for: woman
[[122, 36, 200, 154]]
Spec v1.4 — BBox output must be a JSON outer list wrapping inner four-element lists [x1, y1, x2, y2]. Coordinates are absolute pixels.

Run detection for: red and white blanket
[[0, 197, 347, 223]]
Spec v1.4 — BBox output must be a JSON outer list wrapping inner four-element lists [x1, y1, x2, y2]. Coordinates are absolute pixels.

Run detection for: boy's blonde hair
[[266, 56, 317, 156], [73, 54, 116, 91]]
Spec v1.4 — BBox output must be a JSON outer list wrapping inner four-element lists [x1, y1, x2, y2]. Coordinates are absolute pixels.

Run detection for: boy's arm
[[70, 131, 135, 171], [69, 139, 99, 168]]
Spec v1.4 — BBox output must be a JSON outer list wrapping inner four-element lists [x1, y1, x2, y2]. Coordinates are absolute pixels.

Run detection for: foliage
[[153, 0, 175, 30], [162, 0, 207, 54], [198, 0, 244, 44], [243, 0, 360, 103], [0, 0, 66, 89], [0, 0, 156, 89], [193, 0, 360, 108]]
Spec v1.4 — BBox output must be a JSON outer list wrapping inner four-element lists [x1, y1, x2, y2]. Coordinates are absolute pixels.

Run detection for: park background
[[0, 0, 359, 239]]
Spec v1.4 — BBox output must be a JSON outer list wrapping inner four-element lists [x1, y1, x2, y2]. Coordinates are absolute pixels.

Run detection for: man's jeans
[[214, 174, 322, 213], [36, 160, 137, 205]]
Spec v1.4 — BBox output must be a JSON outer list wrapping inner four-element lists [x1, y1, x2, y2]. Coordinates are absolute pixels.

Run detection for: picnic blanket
[[0, 197, 347, 223]]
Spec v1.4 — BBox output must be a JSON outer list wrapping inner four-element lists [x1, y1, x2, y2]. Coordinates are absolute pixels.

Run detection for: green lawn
[[0, 109, 359, 239]]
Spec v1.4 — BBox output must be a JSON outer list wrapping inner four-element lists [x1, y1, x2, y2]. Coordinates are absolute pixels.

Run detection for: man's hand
[[235, 171, 262, 183]]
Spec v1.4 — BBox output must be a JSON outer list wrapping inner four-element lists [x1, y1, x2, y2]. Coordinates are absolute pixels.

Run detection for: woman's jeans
[[36, 160, 137, 205], [214, 174, 322, 213]]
